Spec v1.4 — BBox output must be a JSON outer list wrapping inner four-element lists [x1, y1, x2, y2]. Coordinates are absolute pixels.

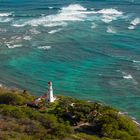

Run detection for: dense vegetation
[[0, 87, 140, 140]]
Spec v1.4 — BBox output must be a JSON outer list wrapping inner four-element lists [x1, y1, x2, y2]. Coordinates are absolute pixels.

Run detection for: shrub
[[0, 105, 26, 118], [117, 115, 138, 136], [51, 123, 73, 138], [75, 133, 101, 140], [114, 130, 133, 140], [0, 93, 26, 105]]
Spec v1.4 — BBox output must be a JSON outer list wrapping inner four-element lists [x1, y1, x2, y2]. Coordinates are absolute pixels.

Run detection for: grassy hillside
[[0, 86, 140, 140]]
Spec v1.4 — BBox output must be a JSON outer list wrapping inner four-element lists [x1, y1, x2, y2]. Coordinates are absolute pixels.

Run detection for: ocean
[[0, 0, 140, 121]]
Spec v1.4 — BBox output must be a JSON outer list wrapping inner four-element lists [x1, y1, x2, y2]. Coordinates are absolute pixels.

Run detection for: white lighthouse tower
[[47, 81, 55, 102]]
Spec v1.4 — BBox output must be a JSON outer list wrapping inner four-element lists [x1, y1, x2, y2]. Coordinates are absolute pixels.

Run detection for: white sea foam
[[23, 36, 32, 40], [12, 5, 124, 27], [0, 17, 13, 23], [118, 112, 140, 126], [0, 12, 13, 22], [29, 28, 40, 34], [107, 26, 116, 33], [97, 8, 123, 15], [130, 18, 140, 26], [44, 22, 67, 27], [121, 71, 133, 79], [123, 74, 133, 79], [13, 24, 26, 27], [8, 36, 22, 43], [101, 15, 116, 23], [5, 36, 22, 48], [133, 120, 140, 126], [6, 44, 22, 49], [48, 28, 62, 34], [133, 60, 140, 63], [118, 111, 128, 115], [61, 4, 87, 11], [91, 22, 97, 29], [0, 12, 12, 17], [122, 72, 138, 85], [128, 18, 140, 29], [130, 116, 140, 126], [48, 7, 53, 9], [96, 8, 123, 23], [38, 46, 51, 50], [128, 25, 135, 30], [12, 4, 93, 27]]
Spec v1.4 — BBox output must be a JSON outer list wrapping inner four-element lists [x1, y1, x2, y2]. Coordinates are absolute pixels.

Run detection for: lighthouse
[[47, 81, 55, 102]]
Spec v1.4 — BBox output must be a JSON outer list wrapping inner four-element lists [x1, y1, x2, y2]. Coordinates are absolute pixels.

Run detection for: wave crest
[[12, 5, 124, 27], [0, 12, 13, 23], [12, 4, 89, 27], [0, 17, 13, 23], [107, 26, 117, 33], [48, 28, 62, 34], [128, 18, 140, 29], [97, 8, 123, 15], [97, 8, 123, 23], [6, 44, 22, 49], [38, 46, 51, 50], [131, 18, 140, 26], [123, 74, 133, 79], [61, 4, 87, 11], [0, 12, 12, 17]]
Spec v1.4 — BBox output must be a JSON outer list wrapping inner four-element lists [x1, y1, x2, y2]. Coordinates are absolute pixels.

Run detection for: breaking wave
[[97, 8, 123, 23], [121, 71, 137, 85], [128, 25, 135, 30], [0, 17, 13, 23], [128, 18, 140, 29], [0, 12, 12, 17], [133, 60, 140, 63], [13, 24, 25, 27], [12, 4, 89, 27], [48, 28, 62, 34], [0, 12, 13, 23], [123, 74, 133, 79], [61, 4, 87, 11], [131, 18, 140, 26], [48, 7, 54, 9], [117, 70, 137, 85], [5, 36, 22, 49], [6, 44, 22, 49], [97, 8, 123, 15], [107, 26, 117, 33], [12, 4, 124, 27]]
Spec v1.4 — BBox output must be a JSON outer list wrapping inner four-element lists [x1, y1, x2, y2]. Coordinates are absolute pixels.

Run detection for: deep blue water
[[0, 0, 140, 121]]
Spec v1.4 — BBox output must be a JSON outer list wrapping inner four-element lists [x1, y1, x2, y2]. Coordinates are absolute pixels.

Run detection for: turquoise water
[[0, 0, 140, 120]]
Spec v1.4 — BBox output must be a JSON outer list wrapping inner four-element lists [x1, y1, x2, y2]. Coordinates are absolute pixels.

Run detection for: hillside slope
[[0, 87, 140, 140]]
